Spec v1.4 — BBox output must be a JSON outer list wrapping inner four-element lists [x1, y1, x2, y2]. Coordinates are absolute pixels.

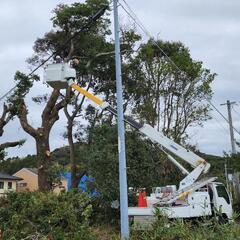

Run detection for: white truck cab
[[209, 182, 232, 219]]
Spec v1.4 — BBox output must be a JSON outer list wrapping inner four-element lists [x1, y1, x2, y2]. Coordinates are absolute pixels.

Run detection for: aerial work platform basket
[[45, 63, 76, 89]]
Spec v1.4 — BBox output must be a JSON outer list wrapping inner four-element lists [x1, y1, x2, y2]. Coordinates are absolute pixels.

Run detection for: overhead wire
[[119, 0, 240, 138], [211, 114, 230, 137], [0, 3, 110, 103], [120, 0, 182, 73], [208, 101, 240, 136], [232, 105, 240, 119], [232, 105, 240, 144]]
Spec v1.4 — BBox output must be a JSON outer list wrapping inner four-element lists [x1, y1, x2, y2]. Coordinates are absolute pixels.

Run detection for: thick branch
[[63, 87, 73, 121], [0, 140, 24, 151], [41, 89, 60, 125], [44, 97, 66, 134], [66, 39, 74, 61], [0, 103, 11, 137], [18, 101, 38, 138], [54, 96, 67, 112]]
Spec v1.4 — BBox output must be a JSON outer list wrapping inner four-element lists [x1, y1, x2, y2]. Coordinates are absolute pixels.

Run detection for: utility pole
[[113, 0, 129, 239], [221, 100, 237, 155]]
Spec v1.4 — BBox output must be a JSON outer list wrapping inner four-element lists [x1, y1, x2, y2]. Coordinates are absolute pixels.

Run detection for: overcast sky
[[0, 0, 240, 159]]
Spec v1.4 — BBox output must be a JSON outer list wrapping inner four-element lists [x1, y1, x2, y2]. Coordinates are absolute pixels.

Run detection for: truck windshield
[[216, 185, 230, 204]]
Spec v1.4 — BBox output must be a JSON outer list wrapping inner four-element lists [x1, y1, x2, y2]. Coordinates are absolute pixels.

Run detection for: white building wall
[[0, 180, 17, 196]]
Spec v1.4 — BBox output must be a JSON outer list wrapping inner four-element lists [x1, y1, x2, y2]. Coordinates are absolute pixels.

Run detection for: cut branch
[[0, 140, 24, 151]]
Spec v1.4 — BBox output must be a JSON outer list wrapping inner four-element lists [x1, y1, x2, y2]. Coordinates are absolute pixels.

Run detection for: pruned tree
[[8, 71, 65, 191], [27, 1, 141, 188], [1, 0, 111, 189], [26, 0, 111, 189]]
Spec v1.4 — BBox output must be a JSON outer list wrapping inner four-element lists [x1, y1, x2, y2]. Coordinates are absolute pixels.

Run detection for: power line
[[233, 105, 240, 119], [0, 3, 109, 103], [203, 114, 230, 151], [208, 100, 240, 136], [220, 100, 237, 154], [211, 114, 230, 136], [120, 0, 240, 138], [120, 0, 182, 73]]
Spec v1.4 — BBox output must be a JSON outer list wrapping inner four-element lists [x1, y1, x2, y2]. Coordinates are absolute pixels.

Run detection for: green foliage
[[7, 71, 39, 115], [0, 191, 96, 240], [2, 125, 233, 216], [89, 213, 240, 240], [0, 149, 6, 161], [51, 0, 110, 33], [0, 155, 37, 174], [224, 153, 240, 173], [46, 162, 66, 190], [29, 0, 111, 67], [128, 39, 216, 143], [17, 139, 26, 147]]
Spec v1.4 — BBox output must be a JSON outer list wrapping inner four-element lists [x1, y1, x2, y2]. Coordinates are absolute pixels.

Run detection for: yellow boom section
[[71, 83, 104, 106]]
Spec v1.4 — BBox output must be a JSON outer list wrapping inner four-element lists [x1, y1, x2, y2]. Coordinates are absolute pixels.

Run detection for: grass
[[92, 215, 240, 240]]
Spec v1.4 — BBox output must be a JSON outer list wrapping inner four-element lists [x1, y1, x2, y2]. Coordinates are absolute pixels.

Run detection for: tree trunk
[[67, 122, 78, 188], [63, 82, 92, 189], [36, 132, 51, 191]]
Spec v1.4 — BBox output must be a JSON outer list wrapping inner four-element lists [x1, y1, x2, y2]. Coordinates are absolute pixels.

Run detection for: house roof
[[0, 173, 22, 181], [25, 168, 38, 175], [13, 167, 38, 176]]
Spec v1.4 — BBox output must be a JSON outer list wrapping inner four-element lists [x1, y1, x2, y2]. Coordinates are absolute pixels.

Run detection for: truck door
[[213, 183, 232, 219]]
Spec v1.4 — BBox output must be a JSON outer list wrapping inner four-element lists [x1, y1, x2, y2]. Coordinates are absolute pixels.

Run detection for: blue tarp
[[61, 172, 99, 196]]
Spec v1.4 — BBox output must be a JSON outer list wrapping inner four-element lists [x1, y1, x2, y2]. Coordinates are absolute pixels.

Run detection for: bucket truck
[[45, 62, 233, 222]]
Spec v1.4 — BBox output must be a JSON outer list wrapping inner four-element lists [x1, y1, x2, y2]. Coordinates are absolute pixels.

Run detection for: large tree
[[26, 0, 111, 188], [4, 0, 112, 190], [8, 72, 65, 191], [127, 39, 216, 143], [27, 0, 141, 188]]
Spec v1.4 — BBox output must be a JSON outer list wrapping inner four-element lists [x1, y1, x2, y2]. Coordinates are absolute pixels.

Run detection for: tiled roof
[[0, 173, 22, 181]]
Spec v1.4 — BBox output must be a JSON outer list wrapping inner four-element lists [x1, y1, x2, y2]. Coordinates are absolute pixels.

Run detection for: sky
[[0, 0, 240, 159]]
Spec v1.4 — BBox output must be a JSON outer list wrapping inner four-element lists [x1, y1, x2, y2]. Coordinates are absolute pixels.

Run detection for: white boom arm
[[140, 124, 208, 170], [139, 124, 210, 189], [45, 63, 210, 189]]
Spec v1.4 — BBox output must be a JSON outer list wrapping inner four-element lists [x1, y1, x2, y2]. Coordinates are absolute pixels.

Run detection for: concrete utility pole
[[113, 0, 129, 239], [221, 100, 237, 155]]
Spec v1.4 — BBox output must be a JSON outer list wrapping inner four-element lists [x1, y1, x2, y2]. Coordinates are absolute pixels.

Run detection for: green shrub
[[0, 191, 96, 240]]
